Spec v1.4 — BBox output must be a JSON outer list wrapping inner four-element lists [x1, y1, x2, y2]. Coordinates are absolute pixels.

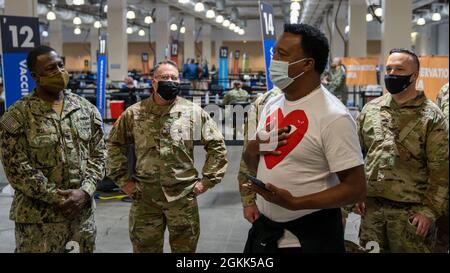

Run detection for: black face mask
[[384, 74, 414, 94], [156, 80, 180, 101]]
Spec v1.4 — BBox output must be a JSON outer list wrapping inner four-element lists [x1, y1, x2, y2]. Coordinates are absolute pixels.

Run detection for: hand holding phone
[[246, 174, 272, 192]]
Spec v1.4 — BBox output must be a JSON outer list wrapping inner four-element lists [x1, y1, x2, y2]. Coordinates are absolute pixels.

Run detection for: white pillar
[[331, 1, 347, 59], [184, 15, 196, 62], [215, 36, 223, 67], [4, 0, 37, 16], [348, 0, 367, 57], [202, 24, 212, 65], [381, 0, 412, 64], [154, 3, 170, 63], [49, 19, 63, 56], [90, 28, 100, 73], [107, 0, 128, 81]]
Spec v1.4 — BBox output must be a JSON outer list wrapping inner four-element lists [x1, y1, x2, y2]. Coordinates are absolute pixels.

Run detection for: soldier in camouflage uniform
[[434, 82, 449, 253], [325, 58, 348, 106], [0, 46, 106, 253], [107, 60, 228, 253], [238, 87, 282, 222], [223, 81, 250, 105], [355, 49, 448, 253]]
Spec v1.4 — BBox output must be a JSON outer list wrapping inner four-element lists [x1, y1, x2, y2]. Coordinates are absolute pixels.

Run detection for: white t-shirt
[[255, 85, 364, 248]]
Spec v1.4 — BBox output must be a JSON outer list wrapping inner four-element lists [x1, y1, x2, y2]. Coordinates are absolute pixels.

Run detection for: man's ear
[[304, 58, 315, 72]]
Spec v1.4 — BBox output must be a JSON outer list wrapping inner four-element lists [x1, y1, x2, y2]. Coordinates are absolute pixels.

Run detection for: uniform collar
[[29, 89, 81, 118], [382, 91, 426, 109]]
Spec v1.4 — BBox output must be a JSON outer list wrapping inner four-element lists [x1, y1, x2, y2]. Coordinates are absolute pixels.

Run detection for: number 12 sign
[[0, 15, 40, 108], [259, 1, 276, 91]]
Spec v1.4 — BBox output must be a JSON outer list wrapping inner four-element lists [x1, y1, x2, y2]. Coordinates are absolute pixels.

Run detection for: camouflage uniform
[[223, 88, 250, 105], [327, 66, 348, 106], [435, 82, 449, 253], [106, 95, 228, 253], [436, 83, 449, 120], [238, 88, 282, 207], [0, 90, 106, 253], [357, 91, 449, 253]]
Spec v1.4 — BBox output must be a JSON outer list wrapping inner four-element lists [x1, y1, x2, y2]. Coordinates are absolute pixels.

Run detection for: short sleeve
[[322, 115, 365, 173]]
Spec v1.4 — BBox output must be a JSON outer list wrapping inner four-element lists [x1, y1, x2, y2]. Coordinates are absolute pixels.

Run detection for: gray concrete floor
[[0, 127, 360, 252]]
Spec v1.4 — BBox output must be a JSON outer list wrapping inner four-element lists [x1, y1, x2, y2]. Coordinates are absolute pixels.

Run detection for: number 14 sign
[[0, 15, 40, 108], [259, 1, 276, 91]]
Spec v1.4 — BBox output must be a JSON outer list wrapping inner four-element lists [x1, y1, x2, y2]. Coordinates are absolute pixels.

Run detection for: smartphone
[[246, 174, 271, 192]]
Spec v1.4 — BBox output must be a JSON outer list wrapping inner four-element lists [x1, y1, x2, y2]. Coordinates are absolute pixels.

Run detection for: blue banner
[[0, 15, 40, 108], [219, 46, 229, 90], [258, 1, 277, 91], [96, 54, 107, 118]]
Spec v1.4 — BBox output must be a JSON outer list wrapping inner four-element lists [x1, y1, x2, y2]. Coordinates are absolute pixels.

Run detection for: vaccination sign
[[0, 15, 40, 108], [416, 56, 449, 101], [259, 1, 276, 91], [341, 57, 379, 86]]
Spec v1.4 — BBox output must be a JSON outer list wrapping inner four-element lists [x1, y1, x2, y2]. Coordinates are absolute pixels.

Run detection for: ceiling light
[[374, 7, 382, 17], [216, 15, 224, 23], [195, 2, 205, 12], [73, 16, 82, 25], [73, 0, 85, 5], [74, 27, 81, 35], [127, 10, 136, 20], [144, 15, 153, 24], [290, 2, 301, 11], [178, 0, 189, 3], [206, 9, 215, 19], [229, 23, 236, 30], [42, 30, 49, 37], [234, 27, 240, 33], [366, 13, 373, 22], [223, 19, 230, 27], [170, 23, 178, 31], [46, 10, 56, 21], [417, 17, 426, 25], [180, 26, 186, 33], [103, 4, 108, 13], [238, 29, 245, 35], [126, 27, 133, 34], [138, 29, 145, 36], [432, 12, 441, 21], [94, 20, 102, 28]]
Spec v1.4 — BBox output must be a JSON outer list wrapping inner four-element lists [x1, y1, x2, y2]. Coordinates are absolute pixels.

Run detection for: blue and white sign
[[259, 1, 276, 91], [219, 46, 229, 90], [0, 15, 40, 108], [96, 54, 107, 118]]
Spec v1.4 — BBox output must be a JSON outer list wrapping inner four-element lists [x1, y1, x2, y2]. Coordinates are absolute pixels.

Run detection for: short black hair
[[153, 60, 179, 74], [26, 45, 57, 72], [389, 48, 420, 71], [284, 23, 329, 74]]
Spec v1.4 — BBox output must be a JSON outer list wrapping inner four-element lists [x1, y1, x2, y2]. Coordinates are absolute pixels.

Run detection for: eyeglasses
[[155, 74, 179, 81]]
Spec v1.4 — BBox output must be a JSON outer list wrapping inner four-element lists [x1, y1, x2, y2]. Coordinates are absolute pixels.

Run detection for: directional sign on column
[[0, 15, 40, 108], [258, 1, 276, 91]]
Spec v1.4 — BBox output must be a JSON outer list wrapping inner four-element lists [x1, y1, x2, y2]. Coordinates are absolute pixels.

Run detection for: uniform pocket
[[28, 134, 58, 167]]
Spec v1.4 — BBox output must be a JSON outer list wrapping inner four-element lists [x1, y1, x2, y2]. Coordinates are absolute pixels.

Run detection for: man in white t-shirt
[[243, 23, 366, 253]]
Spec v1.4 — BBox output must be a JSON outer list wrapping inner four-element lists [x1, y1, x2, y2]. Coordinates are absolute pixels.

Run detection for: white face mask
[[269, 58, 307, 90]]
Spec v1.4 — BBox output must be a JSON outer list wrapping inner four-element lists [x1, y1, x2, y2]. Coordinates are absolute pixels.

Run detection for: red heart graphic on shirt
[[263, 108, 309, 169]]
